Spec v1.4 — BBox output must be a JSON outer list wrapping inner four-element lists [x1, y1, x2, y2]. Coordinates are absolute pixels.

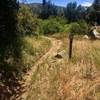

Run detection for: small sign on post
[[68, 33, 73, 59]]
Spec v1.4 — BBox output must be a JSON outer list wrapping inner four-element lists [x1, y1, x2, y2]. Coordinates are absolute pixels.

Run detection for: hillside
[[21, 3, 65, 16]]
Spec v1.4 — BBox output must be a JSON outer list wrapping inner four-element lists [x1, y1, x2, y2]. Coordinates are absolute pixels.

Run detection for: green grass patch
[[20, 36, 51, 74]]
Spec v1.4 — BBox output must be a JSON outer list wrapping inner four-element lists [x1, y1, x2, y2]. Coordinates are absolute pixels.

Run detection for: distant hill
[[27, 3, 42, 9], [26, 3, 65, 8], [27, 3, 65, 10], [26, 3, 42, 15], [20, 3, 65, 17]]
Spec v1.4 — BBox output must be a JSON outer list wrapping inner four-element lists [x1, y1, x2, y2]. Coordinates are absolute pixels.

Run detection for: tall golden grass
[[26, 35, 100, 100]]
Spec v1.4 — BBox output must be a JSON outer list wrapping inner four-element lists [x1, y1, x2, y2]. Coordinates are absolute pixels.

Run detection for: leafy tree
[[69, 22, 81, 35], [86, 6, 97, 25], [64, 2, 87, 22], [57, 8, 65, 17], [41, 0, 57, 19], [41, 18, 63, 34], [64, 2, 77, 22], [17, 5, 39, 36], [43, 0, 46, 5], [69, 21, 88, 35], [76, 5, 86, 20], [78, 20, 88, 34], [0, 0, 19, 62], [0, 0, 23, 85], [93, 0, 100, 24]]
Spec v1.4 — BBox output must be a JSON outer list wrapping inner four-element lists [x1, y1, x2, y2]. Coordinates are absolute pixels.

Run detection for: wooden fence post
[[68, 33, 73, 59]]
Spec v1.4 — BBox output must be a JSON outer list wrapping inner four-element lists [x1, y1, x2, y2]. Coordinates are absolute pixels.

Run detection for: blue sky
[[19, 0, 94, 7]]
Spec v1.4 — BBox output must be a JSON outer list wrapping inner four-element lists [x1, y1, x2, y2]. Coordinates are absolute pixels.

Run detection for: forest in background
[[20, 0, 100, 36]]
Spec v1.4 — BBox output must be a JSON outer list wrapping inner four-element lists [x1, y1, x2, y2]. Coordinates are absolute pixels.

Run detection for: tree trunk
[[69, 34, 73, 59], [43, 0, 46, 5]]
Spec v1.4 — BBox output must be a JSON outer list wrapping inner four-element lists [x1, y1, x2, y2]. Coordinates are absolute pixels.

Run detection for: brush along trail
[[59, 40, 100, 100], [15, 37, 100, 100], [19, 37, 62, 100]]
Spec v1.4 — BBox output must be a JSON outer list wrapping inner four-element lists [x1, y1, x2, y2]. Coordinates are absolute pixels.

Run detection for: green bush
[[69, 21, 88, 35], [17, 5, 40, 36], [43, 20, 62, 34], [39, 17, 66, 34], [49, 16, 68, 25], [63, 24, 70, 33], [69, 22, 81, 35], [78, 20, 88, 34]]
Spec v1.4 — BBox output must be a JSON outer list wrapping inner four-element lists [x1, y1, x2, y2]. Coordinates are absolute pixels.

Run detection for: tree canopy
[[93, 0, 100, 24]]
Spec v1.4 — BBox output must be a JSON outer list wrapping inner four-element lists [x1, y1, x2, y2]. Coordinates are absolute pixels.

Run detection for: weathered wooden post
[[68, 33, 73, 59]]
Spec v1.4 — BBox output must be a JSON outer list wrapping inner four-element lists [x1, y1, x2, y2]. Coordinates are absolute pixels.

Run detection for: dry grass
[[0, 36, 51, 100], [59, 36, 100, 100], [26, 35, 100, 100], [20, 36, 51, 71]]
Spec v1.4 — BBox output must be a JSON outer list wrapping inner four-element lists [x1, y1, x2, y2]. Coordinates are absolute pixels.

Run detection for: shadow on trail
[[0, 71, 25, 100]]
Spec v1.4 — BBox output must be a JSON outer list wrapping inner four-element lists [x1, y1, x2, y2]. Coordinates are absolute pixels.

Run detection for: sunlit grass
[[26, 34, 100, 100], [19, 36, 51, 73]]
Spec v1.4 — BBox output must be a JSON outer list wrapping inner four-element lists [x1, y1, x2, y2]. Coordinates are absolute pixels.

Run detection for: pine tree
[[0, 0, 19, 43], [93, 0, 100, 24], [0, 0, 20, 67], [43, 0, 46, 5]]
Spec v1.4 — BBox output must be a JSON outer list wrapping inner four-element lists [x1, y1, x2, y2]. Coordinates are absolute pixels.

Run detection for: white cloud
[[82, 2, 92, 7]]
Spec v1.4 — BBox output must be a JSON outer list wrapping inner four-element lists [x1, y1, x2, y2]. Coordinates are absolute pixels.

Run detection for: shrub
[[78, 20, 88, 34], [17, 5, 39, 36], [69, 22, 81, 35], [69, 21, 88, 35], [63, 24, 70, 33], [41, 18, 63, 34], [49, 16, 68, 25]]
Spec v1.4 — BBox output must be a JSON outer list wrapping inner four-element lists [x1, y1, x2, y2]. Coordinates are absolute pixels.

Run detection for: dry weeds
[[26, 36, 100, 100]]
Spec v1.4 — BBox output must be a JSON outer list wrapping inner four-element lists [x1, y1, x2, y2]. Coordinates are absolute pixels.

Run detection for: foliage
[[19, 36, 51, 74], [93, 0, 100, 24], [93, 0, 100, 11], [0, 0, 22, 76], [69, 21, 88, 35], [85, 0, 100, 25], [57, 8, 65, 17], [64, 2, 77, 22], [40, 0, 57, 19], [27, 0, 100, 25], [38, 16, 88, 35], [17, 5, 39, 36], [64, 2, 86, 22], [43, 0, 46, 5], [78, 20, 88, 34], [40, 17, 64, 34], [69, 22, 81, 35], [0, 0, 19, 54], [76, 5, 86, 20], [86, 6, 97, 25]]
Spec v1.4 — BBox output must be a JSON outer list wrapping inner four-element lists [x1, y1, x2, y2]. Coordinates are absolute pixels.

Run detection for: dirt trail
[[19, 37, 62, 100]]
